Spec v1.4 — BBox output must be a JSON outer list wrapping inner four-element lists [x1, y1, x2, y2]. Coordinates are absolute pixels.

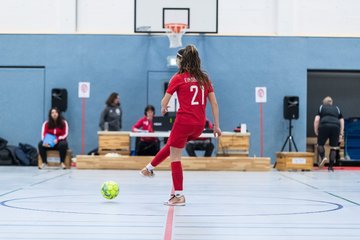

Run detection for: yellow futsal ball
[[101, 181, 119, 200]]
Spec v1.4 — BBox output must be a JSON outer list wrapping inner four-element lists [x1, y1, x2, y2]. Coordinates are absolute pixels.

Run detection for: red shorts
[[168, 122, 204, 148]]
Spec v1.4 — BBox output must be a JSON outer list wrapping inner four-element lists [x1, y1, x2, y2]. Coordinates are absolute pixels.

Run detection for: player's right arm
[[208, 92, 221, 137], [161, 93, 172, 115]]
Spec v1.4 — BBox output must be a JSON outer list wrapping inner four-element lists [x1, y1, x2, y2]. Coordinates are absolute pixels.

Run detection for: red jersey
[[41, 120, 68, 141], [132, 116, 157, 142], [166, 72, 214, 126]]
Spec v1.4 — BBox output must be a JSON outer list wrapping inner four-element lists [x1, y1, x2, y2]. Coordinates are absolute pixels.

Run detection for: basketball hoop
[[164, 23, 187, 48]]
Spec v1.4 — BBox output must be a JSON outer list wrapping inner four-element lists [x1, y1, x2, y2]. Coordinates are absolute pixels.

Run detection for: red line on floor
[[164, 189, 175, 240], [164, 206, 174, 240]]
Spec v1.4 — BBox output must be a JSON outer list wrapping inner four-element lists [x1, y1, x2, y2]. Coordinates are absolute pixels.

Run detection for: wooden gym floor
[[0, 166, 359, 239]]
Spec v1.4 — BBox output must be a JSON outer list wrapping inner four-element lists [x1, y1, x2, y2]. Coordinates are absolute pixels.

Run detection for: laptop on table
[[152, 116, 175, 131]]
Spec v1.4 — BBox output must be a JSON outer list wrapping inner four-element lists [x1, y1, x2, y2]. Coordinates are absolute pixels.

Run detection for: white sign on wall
[[78, 82, 90, 98], [255, 87, 267, 103]]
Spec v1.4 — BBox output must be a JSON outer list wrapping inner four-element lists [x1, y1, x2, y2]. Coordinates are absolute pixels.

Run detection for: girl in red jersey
[[38, 107, 69, 169], [140, 45, 221, 206]]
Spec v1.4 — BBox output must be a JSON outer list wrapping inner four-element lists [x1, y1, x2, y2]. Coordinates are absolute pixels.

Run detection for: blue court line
[[325, 191, 360, 206], [1, 172, 70, 198], [173, 225, 360, 229], [0, 172, 71, 205], [279, 173, 360, 206], [0, 194, 167, 216], [175, 221, 360, 226], [30, 172, 71, 186], [175, 196, 343, 217], [0, 193, 343, 217], [0, 223, 163, 228], [175, 233, 360, 238], [0, 188, 23, 197], [279, 173, 319, 189], [0, 237, 155, 240]]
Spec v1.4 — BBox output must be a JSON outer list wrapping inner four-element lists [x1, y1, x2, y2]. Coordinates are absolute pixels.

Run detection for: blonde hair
[[322, 96, 333, 105]]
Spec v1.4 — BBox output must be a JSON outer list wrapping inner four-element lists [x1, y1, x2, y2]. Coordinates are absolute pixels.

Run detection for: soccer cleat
[[61, 162, 66, 169], [164, 194, 186, 206], [38, 163, 47, 170], [140, 167, 155, 177], [318, 157, 328, 169]]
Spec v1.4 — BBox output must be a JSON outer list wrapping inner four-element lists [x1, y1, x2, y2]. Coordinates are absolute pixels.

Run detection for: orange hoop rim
[[164, 23, 188, 33]]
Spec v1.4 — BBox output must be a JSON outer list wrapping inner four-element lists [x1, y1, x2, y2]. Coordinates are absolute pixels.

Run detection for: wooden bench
[[98, 131, 130, 155], [76, 155, 271, 171], [217, 133, 250, 156], [38, 149, 72, 169], [275, 152, 314, 171]]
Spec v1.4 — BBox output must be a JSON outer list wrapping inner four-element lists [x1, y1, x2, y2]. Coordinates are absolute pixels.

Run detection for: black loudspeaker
[[52, 88, 68, 112], [283, 96, 299, 120]]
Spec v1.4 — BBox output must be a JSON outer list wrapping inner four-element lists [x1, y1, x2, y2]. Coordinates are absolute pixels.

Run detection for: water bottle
[[104, 122, 109, 131]]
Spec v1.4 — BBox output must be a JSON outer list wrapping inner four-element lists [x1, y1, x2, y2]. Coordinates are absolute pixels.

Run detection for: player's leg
[[328, 126, 340, 172], [335, 141, 341, 162], [329, 148, 337, 171], [164, 146, 186, 206], [140, 122, 187, 177], [164, 124, 204, 206], [38, 141, 48, 169], [317, 126, 329, 168], [140, 143, 170, 177], [57, 140, 68, 169]]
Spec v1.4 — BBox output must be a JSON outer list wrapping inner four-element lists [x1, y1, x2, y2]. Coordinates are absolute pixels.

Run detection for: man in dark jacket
[[314, 96, 344, 171]]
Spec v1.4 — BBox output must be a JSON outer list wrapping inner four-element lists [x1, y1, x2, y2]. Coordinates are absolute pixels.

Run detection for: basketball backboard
[[134, 0, 218, 33]]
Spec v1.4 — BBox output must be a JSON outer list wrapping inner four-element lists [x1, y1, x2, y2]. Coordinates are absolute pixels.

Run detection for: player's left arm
[[208, 92, 221, 137], [161, 93, 172, 115], [339, 117, 344, 139]]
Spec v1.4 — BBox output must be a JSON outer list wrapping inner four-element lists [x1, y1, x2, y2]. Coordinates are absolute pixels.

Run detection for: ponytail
[[177, 45, 210, 89]]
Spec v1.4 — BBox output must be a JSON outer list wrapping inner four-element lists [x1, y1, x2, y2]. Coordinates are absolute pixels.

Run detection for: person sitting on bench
[[38, 107, 69, 169]]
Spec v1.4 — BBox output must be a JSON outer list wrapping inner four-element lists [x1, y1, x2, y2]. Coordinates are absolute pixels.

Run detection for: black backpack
[[0, 149, 13, 165], [15, 143, 38, 166], [0, 137, 7, 150], [0, 137, 14, 165]]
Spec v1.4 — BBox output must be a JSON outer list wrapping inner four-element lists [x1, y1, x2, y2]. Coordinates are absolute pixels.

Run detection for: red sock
[[150, 143, 170, 167], [171, 161, 183, 191]]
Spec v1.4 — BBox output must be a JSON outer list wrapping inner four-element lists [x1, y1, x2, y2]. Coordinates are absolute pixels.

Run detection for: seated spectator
[[38, 107, 69, 169], [132, 105, 160, 156], [186, 119, 214, 157], [99, 92, 122, 131]]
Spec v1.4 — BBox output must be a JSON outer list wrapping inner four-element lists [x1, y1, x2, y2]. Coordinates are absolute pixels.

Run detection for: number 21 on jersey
[[190, 85, 205, 105]]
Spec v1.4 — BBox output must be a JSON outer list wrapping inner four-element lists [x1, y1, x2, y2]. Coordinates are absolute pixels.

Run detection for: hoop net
[[165, 23, 187, 48]]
